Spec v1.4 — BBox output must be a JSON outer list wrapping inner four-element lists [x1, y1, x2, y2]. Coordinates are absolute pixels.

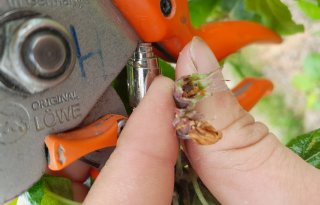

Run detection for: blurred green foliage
[[227, 53, 304, 143], [245, 0, 304, 35], [188, 0, 304, 35], [258, 95, 305, 143], [298, 0, 320, 20], [188, 0, 218, 28], [293, 53, 320, 110]]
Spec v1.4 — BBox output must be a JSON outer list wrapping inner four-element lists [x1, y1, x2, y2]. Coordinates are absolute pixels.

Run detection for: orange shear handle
[[113, 0, 282, 60], [45, 114, 127, 171], [233, 78, 274, 111]]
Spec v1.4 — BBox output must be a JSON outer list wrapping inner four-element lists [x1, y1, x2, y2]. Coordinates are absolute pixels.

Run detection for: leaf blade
[[245, 0, 304, 35], [287, 129, 320, 168], [298, 0, 320, 20]]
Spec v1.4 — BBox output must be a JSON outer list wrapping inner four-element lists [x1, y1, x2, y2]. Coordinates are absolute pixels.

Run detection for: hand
[[83, 37, 320, 205]]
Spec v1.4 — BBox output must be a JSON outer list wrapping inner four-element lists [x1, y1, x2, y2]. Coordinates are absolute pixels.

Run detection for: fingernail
[[177, 43, 198, 76], [189, 36, 220, 73]]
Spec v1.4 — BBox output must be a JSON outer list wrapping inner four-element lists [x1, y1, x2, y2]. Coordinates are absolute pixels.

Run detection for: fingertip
[[175, 41, 196, 78], [117, 75, 178, 160], [130, 75, 175, 124], [147, 76, 174, 96], [189, 36, 220, 73], [176, 36, 221, 79], [117, 74, 178, 159], [85, 76, 178, 205]]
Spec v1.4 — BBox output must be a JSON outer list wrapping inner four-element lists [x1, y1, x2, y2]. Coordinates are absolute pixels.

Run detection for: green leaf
[[229, 0, 261, 21], [23, 175, 79, 205], [306, 152, 320, 167], [188, 0, 219, 28], [245, 0, 304, 35], [226, 52, 263, 78], [112, 68, 132, 114], [6, 198, 17, 205], [303, 53, 320, 80], [298, 0, 320, 20], [292, 74, 316, 91], [287, 129, 320, 168], [206, 0, 263, 24], [159, 59, 175, 80], [189, 0, 303, 36]]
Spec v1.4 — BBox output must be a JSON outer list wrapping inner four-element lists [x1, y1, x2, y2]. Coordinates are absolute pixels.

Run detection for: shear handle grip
[[233, 78, 274, 111], [45, 114, 126, 171]]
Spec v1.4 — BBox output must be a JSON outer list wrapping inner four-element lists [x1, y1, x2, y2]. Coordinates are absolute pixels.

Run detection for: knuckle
[[227, 112, 255, 131], [234, 121, 269, 147], [245, 121, 269, 140], [220, 113, 269, 151]]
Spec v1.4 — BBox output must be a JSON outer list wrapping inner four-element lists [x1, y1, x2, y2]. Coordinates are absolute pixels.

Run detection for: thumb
[[176, 37, 320, 205]]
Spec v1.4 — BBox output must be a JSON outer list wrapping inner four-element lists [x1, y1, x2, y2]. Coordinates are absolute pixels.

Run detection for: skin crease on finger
[[176, 37, 320, 205]]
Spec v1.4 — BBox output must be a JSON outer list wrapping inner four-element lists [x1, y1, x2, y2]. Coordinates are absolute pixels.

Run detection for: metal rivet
[[24, 32, 67, 78]]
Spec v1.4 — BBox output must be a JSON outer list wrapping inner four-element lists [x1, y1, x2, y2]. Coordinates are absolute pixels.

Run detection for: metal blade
[[80, 147, 116, 170], [0, 0, 137, 202]]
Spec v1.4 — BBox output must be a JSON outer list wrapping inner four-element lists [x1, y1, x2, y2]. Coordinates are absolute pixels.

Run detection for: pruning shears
[[0, 0, 279, 203]]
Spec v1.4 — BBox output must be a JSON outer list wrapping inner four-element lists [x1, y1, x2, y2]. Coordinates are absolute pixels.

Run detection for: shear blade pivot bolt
[[0, 10, 76, 94], [23, 32, 67, 78]]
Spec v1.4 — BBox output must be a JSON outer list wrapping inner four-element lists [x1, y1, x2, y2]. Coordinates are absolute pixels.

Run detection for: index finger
[[84, 77, 178, 205]]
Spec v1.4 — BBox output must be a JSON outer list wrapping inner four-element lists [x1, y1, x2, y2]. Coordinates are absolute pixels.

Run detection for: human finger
[[84, 76, 178, 205], [175, 37, 320, 204]]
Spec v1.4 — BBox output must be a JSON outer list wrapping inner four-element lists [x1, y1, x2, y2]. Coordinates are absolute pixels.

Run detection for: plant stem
[[191, 173, 209, 205], [176, 146, 184, 180]]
